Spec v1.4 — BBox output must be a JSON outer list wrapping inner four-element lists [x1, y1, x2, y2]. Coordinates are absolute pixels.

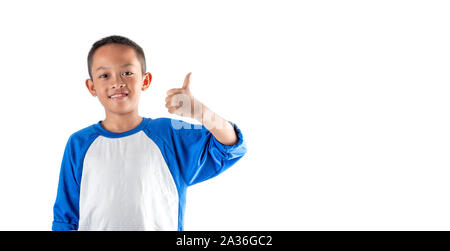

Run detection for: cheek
[[94, 88, 111, 103], [129, 82, 143, 95], [129, 90, 141, 101], [97, 89, 109, 100], [93, 83, 107, 93]]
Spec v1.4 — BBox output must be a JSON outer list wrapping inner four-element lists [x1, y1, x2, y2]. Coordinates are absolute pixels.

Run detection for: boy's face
[[85, 44, 151, 116]]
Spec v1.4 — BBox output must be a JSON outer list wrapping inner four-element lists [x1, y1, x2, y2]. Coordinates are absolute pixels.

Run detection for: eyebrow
[[95, 63, 135, 72]]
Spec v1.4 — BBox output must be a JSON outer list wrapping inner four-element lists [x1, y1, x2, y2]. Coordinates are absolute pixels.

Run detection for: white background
[[0, 0, 449, 230]]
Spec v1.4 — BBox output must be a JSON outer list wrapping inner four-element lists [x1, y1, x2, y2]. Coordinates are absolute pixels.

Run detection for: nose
[[112, 82, 126, 89], [112, 74, 126, 89]]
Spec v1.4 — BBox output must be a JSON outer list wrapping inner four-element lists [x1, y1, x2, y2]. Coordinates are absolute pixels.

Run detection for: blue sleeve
[[52, 135, 80, 231], [52, 128, 98, 231], [168, 119, 247, 186]]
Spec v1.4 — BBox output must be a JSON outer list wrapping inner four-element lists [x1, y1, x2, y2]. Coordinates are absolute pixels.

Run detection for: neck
[[101, 110, 143, 133]]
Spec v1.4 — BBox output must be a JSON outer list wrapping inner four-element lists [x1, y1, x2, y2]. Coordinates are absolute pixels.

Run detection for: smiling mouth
[[108, 93, 129, 100]]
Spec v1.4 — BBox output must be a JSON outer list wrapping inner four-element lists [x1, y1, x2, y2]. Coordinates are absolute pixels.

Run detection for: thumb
[[182, 72, 192, 89]]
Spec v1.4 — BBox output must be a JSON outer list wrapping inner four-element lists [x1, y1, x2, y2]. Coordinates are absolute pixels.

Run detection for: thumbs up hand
[[165, 72, 239, 145], [165, 72, 203, 121]]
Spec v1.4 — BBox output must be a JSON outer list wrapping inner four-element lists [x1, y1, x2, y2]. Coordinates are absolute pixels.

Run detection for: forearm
[[194, 101, 238, 146]]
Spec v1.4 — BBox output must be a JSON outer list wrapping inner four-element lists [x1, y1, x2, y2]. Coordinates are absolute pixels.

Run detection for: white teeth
[[110, 94, 127, 98]]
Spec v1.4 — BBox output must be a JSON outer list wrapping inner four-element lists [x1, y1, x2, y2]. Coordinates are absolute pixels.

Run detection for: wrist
[[192, 98, 204, 122]]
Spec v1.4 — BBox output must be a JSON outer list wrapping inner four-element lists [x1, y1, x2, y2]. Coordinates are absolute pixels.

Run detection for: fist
[[165, 72, 203, 120]]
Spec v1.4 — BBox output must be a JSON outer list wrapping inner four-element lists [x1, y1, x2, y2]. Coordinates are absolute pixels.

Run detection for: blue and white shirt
[[52, 117, 247, 231]]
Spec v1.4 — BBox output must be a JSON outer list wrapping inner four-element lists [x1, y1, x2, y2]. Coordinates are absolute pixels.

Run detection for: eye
[[122, 72, 133, 76], [99, 74, 108, 79]]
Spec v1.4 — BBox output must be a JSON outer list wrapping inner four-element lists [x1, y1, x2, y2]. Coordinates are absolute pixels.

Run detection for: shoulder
[[66, 123, 100, 150], [145, 117, 206, 136], [144, 117, 176, 141], [146, 117, 172, 129]]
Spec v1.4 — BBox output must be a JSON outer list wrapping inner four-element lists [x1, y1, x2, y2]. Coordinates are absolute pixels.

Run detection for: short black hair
[[87, 35, 146, 79]]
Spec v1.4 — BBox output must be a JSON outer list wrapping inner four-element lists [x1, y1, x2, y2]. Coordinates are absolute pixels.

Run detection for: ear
[[85, 79, 97, 97], [142, 72, 152, 91]]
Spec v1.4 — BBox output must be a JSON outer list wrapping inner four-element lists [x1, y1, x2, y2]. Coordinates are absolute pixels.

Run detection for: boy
[[52, 35, 247, 231]]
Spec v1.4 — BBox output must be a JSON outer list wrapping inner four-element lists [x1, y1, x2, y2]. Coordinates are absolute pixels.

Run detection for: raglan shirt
[[52, 117, 247, 231]]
